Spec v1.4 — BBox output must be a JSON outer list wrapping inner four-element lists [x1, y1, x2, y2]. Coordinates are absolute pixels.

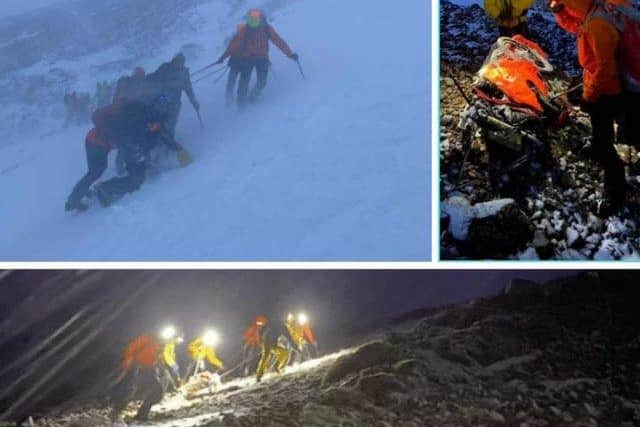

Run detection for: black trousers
[[236, 57, 270, 109], [96, 143, 147, 206], [620, 91, 640, 147], [166, 103, 181, 138], [226, 57, 242, 105], [67, 143, 109, 206], [587, 94, 629, 199], [111, 367, 164, 420], [241, 343, 260, 376]]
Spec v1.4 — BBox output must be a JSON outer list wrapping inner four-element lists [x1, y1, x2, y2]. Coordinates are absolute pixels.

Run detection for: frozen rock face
[[442, 196, 534, 258], [10, 272, 639, 426]]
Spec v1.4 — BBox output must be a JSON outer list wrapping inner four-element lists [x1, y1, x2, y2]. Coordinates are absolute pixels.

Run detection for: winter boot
[[134, 402, 152, 421], [94, 185, 113, 208]]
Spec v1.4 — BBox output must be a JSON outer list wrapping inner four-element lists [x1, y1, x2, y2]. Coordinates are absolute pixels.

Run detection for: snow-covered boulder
[[442, 196, 534, 258]]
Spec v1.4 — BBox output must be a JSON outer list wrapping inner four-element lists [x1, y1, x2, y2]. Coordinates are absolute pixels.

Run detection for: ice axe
[[295, 59, 306, 80]]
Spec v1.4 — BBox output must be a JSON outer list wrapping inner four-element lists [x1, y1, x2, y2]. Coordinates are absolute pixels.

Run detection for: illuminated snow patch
[[133, 412, 223, 427], [154, 348, 356, 414]]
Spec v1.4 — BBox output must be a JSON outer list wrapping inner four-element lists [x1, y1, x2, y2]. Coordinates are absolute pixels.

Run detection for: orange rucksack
[[589, 0, 640, 91]]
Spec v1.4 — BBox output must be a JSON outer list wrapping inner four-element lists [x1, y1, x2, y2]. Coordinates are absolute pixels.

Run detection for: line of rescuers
[[110, 312, 317, 421]]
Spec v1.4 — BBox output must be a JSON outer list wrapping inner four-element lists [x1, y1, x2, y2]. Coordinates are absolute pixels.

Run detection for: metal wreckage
[[451, 35, 579, 194]]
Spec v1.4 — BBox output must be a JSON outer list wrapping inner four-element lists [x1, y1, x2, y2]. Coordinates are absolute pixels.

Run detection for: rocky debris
[[323, 341, 397, 386], [442, 196, 534, 258], [440, 1, 640, 260], [440, 0, 580, 75], [18, 273, 640, 427]]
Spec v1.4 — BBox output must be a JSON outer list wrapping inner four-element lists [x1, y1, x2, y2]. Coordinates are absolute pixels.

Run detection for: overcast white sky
[[0, 0, 62, 19]]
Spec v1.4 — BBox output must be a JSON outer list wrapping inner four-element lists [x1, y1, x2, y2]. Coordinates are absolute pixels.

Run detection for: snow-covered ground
[[0, 0, 430, 261]]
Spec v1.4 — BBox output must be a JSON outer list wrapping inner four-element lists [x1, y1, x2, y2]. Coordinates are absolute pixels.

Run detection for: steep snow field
[[0, 0, 429, 261]]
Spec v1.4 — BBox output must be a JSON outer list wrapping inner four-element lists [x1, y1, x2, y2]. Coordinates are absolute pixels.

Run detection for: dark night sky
[[0, 270, 575, 355]]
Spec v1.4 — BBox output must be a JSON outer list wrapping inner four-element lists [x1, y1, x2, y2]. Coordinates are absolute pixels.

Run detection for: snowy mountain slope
[[4, 270, 521, 421], [0, 0, 430, 261], [10, 272, 639, 426]]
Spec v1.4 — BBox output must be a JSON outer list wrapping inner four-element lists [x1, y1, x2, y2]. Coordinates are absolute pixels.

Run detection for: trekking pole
[[295, 59, 306, 80], [442, 65, 474, 184], [550, 83, 583, 101], [444, 65, 472, 106]]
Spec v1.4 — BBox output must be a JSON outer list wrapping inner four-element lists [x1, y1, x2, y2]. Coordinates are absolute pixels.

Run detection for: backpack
[[589, 0, 640, 91]]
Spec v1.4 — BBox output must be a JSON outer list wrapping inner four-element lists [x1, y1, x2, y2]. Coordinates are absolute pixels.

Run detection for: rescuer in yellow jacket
[[285, 312, 318, 364], [159, 326, 184, 390], [256, 318, 294, 382], [185, 332, 224, 380], [484, 0, 535, 36]]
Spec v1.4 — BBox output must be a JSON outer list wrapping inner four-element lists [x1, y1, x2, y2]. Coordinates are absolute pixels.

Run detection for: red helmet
[[246, 9, 265, 28]]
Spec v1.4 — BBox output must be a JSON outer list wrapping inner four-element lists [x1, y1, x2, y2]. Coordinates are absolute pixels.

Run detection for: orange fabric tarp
[[478, 58, 549, 112]]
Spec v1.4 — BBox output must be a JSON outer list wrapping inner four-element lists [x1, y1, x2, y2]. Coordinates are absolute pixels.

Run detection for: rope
[[191, 62, 225, 77], [193, 66, 228, 84], [219, 350, 258, 379]]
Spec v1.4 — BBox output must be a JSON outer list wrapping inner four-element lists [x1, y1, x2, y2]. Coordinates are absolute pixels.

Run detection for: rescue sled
[[457, 35, 571, 193]]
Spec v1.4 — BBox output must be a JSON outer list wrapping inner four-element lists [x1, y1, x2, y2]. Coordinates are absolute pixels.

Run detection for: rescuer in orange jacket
[[110, 334, 165, 422], [285, 312, 318, 364], [241, 315, 267, 375], [65, 97, 176, 211], [549, 0, 640, 215], [214, 9, 298, 108]]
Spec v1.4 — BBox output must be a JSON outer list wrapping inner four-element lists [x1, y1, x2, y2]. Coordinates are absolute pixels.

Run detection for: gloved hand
[[193, 100, 200, 111], [289, 53, 299, 61], [177, 147, 193, 167]]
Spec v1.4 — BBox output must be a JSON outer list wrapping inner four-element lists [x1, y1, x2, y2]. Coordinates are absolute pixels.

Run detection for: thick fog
[[0, 0, 430, 261], [0, 0, 62, 19]]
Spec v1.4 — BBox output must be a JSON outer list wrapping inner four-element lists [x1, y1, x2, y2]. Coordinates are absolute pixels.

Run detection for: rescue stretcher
[[457, 35, 571, 192]]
